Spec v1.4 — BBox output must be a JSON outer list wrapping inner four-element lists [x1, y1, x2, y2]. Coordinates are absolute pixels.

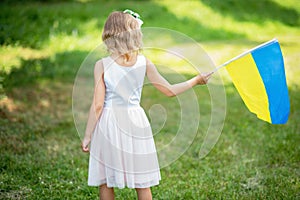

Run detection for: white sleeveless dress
[[88, 55, 161, 188]]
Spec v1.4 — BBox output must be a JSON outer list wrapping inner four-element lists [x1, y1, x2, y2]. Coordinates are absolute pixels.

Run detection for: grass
[[1, 0, 300, 199]]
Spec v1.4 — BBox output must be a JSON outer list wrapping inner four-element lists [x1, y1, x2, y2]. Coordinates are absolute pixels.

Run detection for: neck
[[111, 51, 139, 67], [112, 51, 138, 63]]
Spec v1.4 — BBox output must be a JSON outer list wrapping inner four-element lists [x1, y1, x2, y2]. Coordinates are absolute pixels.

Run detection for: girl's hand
[[196, 72, 213, 85], [81, 137, 91, 153]]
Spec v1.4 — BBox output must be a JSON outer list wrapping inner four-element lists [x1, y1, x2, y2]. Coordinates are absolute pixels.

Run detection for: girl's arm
[[81, 60, 106, 152], [146, 58, 212, 97]]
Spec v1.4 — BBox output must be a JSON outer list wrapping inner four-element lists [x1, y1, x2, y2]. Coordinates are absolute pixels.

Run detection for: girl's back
[[102, 55, 146, 108]]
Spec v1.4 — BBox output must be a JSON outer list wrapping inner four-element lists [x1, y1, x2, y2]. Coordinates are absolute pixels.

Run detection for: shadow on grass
[[0, 0, 248, 49], [139, 3, 246, 41], [0, 1, 107, 48], [200, 0, 299, 27], [2, 50, 89, 90], [0, 76, 87, 198]]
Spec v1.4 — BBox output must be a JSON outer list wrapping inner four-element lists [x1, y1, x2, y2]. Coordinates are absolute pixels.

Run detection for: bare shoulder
[[95, 59, 104, 69], [94, 59, 104, 75], [144, 57, 153, 66], [144, 57, 156, 72]]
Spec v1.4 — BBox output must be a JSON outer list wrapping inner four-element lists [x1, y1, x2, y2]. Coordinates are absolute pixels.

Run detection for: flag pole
[[211, 38, 277, 74]]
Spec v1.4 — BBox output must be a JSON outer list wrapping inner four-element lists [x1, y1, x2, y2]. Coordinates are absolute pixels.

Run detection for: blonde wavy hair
[[102, 11, 143, 58]]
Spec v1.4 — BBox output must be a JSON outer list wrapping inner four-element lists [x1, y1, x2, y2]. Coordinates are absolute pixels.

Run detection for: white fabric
[[88, 55, 161, 188]]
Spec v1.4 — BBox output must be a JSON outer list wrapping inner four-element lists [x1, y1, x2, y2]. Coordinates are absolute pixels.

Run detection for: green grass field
[[1, 0, 299, 199]]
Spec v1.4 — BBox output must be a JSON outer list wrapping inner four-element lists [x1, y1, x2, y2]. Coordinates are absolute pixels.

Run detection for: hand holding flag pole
[[208, 39, 290, 124]]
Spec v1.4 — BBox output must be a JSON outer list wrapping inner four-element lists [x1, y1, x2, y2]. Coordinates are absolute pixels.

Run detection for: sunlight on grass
[[49, 19, 101, 52], [156, 0, 299, 42], [144, 48, 198, 75], [272, 0, 300, 12], [0, 46, 50, 74]]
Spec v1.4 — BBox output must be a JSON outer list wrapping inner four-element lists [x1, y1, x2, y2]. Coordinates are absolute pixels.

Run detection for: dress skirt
[[88, 106, 161, 188]]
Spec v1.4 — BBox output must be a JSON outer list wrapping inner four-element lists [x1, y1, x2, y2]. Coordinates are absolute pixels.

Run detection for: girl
[[81, 10, 212, 200]]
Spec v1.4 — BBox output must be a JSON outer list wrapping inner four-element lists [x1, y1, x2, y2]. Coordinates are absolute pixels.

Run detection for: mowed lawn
[[0, 0, 299, 199]]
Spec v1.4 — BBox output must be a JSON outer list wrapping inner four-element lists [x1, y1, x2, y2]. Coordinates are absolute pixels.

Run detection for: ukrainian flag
[[224, 39, 290, 124]]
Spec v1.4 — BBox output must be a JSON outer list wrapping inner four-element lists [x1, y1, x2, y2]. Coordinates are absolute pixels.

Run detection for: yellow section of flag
[[226, 54, 271, 122]]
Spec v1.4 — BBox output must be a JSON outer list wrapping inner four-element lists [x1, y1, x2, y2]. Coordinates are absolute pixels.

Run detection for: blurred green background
[[0, 0, 299, 199]]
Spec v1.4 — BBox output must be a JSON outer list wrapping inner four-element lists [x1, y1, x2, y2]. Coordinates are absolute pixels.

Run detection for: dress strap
[[102, 57, 114, 72], [136, 54, 146, 67]]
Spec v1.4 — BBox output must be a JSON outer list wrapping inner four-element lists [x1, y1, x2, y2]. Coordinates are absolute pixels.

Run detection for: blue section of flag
[[251, 40, 290, 124]]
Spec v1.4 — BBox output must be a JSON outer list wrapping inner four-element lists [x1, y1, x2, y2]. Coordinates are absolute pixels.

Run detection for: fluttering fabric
[[225, 39, 290, 124]]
